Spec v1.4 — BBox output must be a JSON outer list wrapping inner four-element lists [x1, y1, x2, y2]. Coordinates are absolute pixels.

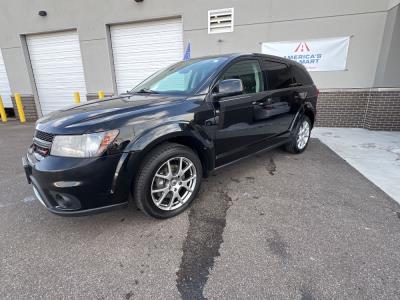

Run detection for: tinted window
[[263, 61, 292, 90], [292, 65, 313, 85], [220, 60, 264, 94]]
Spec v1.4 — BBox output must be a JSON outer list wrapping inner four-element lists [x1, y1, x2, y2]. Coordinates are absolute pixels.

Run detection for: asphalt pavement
[[1, 121, 400, 299]]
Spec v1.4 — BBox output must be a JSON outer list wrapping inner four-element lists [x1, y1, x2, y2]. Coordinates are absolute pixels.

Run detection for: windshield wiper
[[135, 88, 159, 94]]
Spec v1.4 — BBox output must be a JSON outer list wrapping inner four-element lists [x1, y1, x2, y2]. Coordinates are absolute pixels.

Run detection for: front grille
[[33, 130, 54, 158], [34, 130, 55, 143], [33, 144, 50, 157]]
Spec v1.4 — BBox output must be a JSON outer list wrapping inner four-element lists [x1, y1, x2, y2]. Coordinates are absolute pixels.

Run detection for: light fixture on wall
[[134, 0, 144, 2], [38, 11, 47, 17]]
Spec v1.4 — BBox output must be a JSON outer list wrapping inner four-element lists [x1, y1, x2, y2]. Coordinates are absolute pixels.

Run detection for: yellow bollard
[[74, 92, 81, 104], [0, 96, 7, 123], [98, 90, 105, 100], [15, 93, 26, 123]]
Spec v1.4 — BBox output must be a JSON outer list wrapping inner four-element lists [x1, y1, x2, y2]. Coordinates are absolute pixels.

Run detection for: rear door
[[258, 59, 301, 136]]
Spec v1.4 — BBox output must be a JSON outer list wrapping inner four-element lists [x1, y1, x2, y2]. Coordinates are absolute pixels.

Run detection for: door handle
[[294, 92, 307, 100], [252, 98, 272, 106]]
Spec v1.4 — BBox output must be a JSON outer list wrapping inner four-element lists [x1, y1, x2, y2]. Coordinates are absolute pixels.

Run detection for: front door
[[214, 59, 266, 166]]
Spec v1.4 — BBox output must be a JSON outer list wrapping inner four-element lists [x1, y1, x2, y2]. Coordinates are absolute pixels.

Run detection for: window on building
[[220, 60, 264, 94], [263, 61, 293, 90]]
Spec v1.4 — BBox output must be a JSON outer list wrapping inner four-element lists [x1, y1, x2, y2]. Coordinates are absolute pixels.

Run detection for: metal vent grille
[[208, 8, 234, 34], [34, 130, 55, 143]]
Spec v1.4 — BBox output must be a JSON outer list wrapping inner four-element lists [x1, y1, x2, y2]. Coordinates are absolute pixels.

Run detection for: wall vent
[[208, 8, 234, 34]]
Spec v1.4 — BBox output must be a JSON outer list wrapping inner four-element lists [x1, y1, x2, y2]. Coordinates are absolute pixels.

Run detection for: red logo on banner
[[294, 42, 311, 52]]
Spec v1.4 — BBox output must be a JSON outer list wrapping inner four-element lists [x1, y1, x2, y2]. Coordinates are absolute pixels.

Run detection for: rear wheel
[[285, 116, 312, 154], [134, 143, 202, 218]]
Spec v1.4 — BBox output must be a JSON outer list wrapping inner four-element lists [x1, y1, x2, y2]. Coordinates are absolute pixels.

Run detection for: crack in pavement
[[176, 190, 232, 300]]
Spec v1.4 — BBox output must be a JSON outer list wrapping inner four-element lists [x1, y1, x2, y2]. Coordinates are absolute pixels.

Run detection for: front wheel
[[285, 116, 312, 154], [134, 143, 202, 218]]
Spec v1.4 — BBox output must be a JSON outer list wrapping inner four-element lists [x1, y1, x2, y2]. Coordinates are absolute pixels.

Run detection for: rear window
[[291, 65, 313, 85], [263, 60, 293, 90]]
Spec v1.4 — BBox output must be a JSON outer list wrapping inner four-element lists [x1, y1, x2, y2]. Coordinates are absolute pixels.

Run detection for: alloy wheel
[[297, 120, 310, 150], [150, 157, 197, 211]]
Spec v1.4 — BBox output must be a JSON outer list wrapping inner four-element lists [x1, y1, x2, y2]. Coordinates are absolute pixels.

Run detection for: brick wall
[[364, 91, 400, 130], [316, 89, 400, 131], [11, 94, 38, 121]]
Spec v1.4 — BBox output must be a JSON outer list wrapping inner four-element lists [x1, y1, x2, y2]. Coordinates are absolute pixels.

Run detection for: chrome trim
[[33, 137, 52, 148], [53, 181, 82, 188]]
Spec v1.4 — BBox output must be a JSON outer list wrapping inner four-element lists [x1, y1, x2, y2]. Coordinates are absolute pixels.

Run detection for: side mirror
[[213, 79, 244, 100]]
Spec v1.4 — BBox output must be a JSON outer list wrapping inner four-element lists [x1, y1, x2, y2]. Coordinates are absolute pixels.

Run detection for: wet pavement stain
[[300, 286, 316, 300], [245, 176, 255, 181], [176, 190, 232, 300], [124, 291, 134, 300], [265, 158, 276, 175], [266, 229, 290, 260]]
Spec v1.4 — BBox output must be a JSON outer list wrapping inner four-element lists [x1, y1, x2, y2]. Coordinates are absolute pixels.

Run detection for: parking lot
[[1, 122, 400, 299]]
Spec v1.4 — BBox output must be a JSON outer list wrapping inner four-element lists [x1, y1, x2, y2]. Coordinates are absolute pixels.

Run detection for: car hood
[[35, 94, 188, 134]]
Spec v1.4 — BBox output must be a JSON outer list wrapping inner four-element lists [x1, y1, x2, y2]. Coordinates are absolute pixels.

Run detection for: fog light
[[52, 192, 81, 210]]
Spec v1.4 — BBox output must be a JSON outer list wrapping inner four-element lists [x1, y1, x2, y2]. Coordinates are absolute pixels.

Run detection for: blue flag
[[183, 42, 191, 61]]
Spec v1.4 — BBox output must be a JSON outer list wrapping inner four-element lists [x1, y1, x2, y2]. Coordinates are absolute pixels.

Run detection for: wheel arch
[[126, 123, 215, 177], [304, 102, 316, 128]]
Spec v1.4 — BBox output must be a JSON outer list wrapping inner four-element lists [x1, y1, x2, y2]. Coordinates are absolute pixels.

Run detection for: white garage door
[[27, 31, 87, 115], [0, 49, 12, 108], [111, 18, 183, 94]]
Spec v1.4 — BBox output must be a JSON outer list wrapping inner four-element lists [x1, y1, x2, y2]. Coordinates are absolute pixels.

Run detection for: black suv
[[23, 54, 318, 218]]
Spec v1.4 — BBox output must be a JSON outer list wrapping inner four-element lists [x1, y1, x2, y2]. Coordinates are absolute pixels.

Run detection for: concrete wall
[[0, 0, 398, 98], [375, 5, 400, 87]]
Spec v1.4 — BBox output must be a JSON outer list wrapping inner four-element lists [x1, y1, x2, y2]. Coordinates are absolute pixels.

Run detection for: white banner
[[261, 37, 350, 72]]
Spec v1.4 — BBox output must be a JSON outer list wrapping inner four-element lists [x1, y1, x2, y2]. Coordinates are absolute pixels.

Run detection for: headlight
[[50, 130, 119, 158]]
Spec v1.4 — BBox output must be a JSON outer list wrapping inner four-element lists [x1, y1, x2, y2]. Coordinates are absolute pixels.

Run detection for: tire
[[285, 115, 312, 154], [133, 143, 203, 219]]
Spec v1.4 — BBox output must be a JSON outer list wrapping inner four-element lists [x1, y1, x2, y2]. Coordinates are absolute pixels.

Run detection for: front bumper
[[22, 151, 130, 216]]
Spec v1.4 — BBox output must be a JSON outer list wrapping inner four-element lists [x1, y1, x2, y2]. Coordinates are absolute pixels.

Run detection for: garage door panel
[[113, 47, 183, 56], [111, 18, 183, 94], [0, 50, 12, 108], [111, 23, 181, 36], [112, 33, 183, 43], [114, 59, 182, 68], [27, 31, 87, 115]]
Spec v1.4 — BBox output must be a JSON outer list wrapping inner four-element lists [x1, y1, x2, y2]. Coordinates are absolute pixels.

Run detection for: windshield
[[131, 57, 229, 96]]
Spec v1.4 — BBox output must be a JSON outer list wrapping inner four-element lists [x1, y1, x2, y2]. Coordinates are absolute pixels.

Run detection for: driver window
[[220, 60, 264, 94]]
